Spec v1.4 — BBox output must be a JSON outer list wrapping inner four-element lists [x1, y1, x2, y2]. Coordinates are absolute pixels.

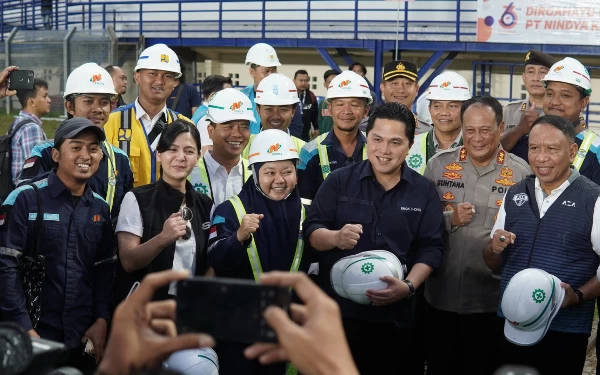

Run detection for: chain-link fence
[[3, 27, 117, 115]]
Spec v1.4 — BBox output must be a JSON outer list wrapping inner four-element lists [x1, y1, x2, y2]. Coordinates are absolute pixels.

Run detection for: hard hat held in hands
[[64, 63, 117, 98], [134, 43, 182, 78], [326, 71, 373, 105], [206, 88, 256, 124], [331, 250, 405, 305], [501, 268, 565, 346], [245, 43, 281, 67], [542, 57, 592, 96], [164, 347, 219, 375], [426, 71, 472, 102], [247, 129, 299, 166], [254, 73, 300, 106]]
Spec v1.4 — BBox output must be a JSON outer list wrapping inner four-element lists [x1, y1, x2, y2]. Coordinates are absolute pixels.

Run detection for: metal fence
[[3, 27, 117, 115]]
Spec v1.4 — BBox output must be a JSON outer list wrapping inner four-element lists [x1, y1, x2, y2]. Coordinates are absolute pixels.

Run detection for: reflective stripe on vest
[[189, 158, 250, 199], [406, 133, 428, 175], [574, 131, 596, 171], [315, 131, 367, 180], [228, 195, 305, 282], [103, 140, 117, 211]]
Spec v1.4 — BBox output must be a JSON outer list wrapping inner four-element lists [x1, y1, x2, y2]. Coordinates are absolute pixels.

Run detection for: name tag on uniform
[[28, 213, 60, 221]]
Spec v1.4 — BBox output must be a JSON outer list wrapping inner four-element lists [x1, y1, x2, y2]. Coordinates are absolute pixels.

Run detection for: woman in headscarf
[[115, 119, 213, 302], [208, 129, 306, 375]]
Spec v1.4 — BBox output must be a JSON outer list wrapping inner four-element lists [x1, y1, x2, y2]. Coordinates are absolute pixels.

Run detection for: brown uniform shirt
[[423, 146, 530, 313], [502, 98, 544, 134]]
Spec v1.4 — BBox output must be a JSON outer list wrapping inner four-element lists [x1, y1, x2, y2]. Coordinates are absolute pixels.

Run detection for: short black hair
[[104, 65, 119, 76], [323, 69, 340, 82], [366, 102, 416, 143], [460, 95, 503, 126], [531, 115, 576, 143], [349, 62, 367, 75], [156, 119, 201, 154], [17, 79, 48, 108], [202, 75, 233, 100], [294, 70, 309, 79]]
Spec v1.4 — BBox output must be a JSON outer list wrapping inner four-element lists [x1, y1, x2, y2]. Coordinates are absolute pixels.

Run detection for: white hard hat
[[426, 71, 472, 101], [330, 250, 405, 305], [501, 268, 565, 346], [542, 57, 592, 96], [164, 348, 219, 375], [134, 43, 182, 78], [63, 63, 117, 98], [206, 88, 256, 124], [247, 129, 299, 165], [245, 43, 281, 67], [254, 74, 299, 106], [326, 71, 373, 105], [416, 94, 432, 126]]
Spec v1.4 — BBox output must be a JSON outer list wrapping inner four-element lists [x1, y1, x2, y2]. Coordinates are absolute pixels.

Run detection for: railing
[[58, 0, 476, 42], [1, 0, 69, 41]]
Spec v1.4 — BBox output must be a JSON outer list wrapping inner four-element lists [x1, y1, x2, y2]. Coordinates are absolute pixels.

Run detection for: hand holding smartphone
[[176, 277, 291, 344]]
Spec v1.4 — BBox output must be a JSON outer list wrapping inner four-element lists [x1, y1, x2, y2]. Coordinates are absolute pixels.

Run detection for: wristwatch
[[574, 288, 584, 308], [403, 279, 415, 299]]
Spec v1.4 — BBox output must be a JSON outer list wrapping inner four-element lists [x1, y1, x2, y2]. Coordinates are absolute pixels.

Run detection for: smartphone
[[8, 70, 35, 91], [176, 277, 291, 343]]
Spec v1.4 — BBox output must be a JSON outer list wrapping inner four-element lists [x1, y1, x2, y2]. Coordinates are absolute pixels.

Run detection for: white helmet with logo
[[206, 88, 256, 124], [426, 71, 472, 101], [247, 129, 299, 166], [163, 347, 219, 375], [501, 268, 565, 346], [245, 43, 281, 67], [542, 57, 592, 96], [134, 43, 182, 78], [64, 63, 117, 98], [326, 71, 373, 105], [254, 74, 299, 106], [330, 250, 406, 305]]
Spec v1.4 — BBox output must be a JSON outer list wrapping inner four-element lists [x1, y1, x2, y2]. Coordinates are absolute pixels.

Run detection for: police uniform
[[297, 130, 367, 201], [18, 139, 133, 221], [0, 171, 114, 349], [422, 146, 530, 374], [502, 50, 556, 134], [104, 102, 189, 187]]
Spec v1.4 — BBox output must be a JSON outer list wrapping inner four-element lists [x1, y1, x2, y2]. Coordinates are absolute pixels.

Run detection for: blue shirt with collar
[[303, 160, 445, 321], [17, 140, 133, 222], [241, 84, 304, 137], [0, 171, 115, 349], [297, 130, 367, 201]]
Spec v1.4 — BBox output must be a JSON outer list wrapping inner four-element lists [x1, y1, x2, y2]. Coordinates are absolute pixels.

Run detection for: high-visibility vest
[[188, 158, 250, 200], [315, 131, 367, 180], [573, 130, 597, 171], [406, 132, 428, 175], [103, 140, 117, 211], [228, 195, 305, 282]]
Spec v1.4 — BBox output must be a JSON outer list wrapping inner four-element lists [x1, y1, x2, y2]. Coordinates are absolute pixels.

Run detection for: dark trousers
[[215, 341, 285, 375], [344, 318, 424, 375], [424, 301, 501, 375], [496, 317, 588, 375]]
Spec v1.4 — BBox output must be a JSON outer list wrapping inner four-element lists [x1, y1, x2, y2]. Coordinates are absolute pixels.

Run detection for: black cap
[[524, 50, 556, 69], [383, 60, 418, 82], [54, 118, 106, 147]]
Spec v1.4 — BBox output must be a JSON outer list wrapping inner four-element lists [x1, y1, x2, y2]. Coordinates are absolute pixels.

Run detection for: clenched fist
[[515, 102, 540, 137], [490, 229, 516, 255], [451, 202, 475, 227], [237, 214, 264, 243], [336, 224, 363, 250]]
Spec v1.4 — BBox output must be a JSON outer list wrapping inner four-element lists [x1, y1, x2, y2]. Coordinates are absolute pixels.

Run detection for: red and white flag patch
[[209, 226, 217, 240]]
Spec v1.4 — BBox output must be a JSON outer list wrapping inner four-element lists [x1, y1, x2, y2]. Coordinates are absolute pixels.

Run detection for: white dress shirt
[[134, 98, 169, 151], [203, 151, 248, 207]]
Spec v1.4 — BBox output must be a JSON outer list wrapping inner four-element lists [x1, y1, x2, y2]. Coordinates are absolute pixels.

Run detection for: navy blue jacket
[[511, 135, 600, 186], [0, 171, 114, 349], [303, 160, 445, 321], [18, 140, 133, 221], [500, 172, 600, 334], [297, 130, 367, 200]]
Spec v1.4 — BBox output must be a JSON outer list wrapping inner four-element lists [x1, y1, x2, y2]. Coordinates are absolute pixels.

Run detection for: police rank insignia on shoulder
[[520, 102, 527, 110], [444, 162, 463, 171], [458, 147, 467, 161], [496, 150, 506, 164]]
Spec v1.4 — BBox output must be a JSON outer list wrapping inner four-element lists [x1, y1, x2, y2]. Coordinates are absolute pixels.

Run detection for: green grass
[[0, 112, 62, 137]]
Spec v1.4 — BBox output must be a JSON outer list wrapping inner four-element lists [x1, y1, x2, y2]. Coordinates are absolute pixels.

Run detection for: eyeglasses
[[180, 204, 193, 241]]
